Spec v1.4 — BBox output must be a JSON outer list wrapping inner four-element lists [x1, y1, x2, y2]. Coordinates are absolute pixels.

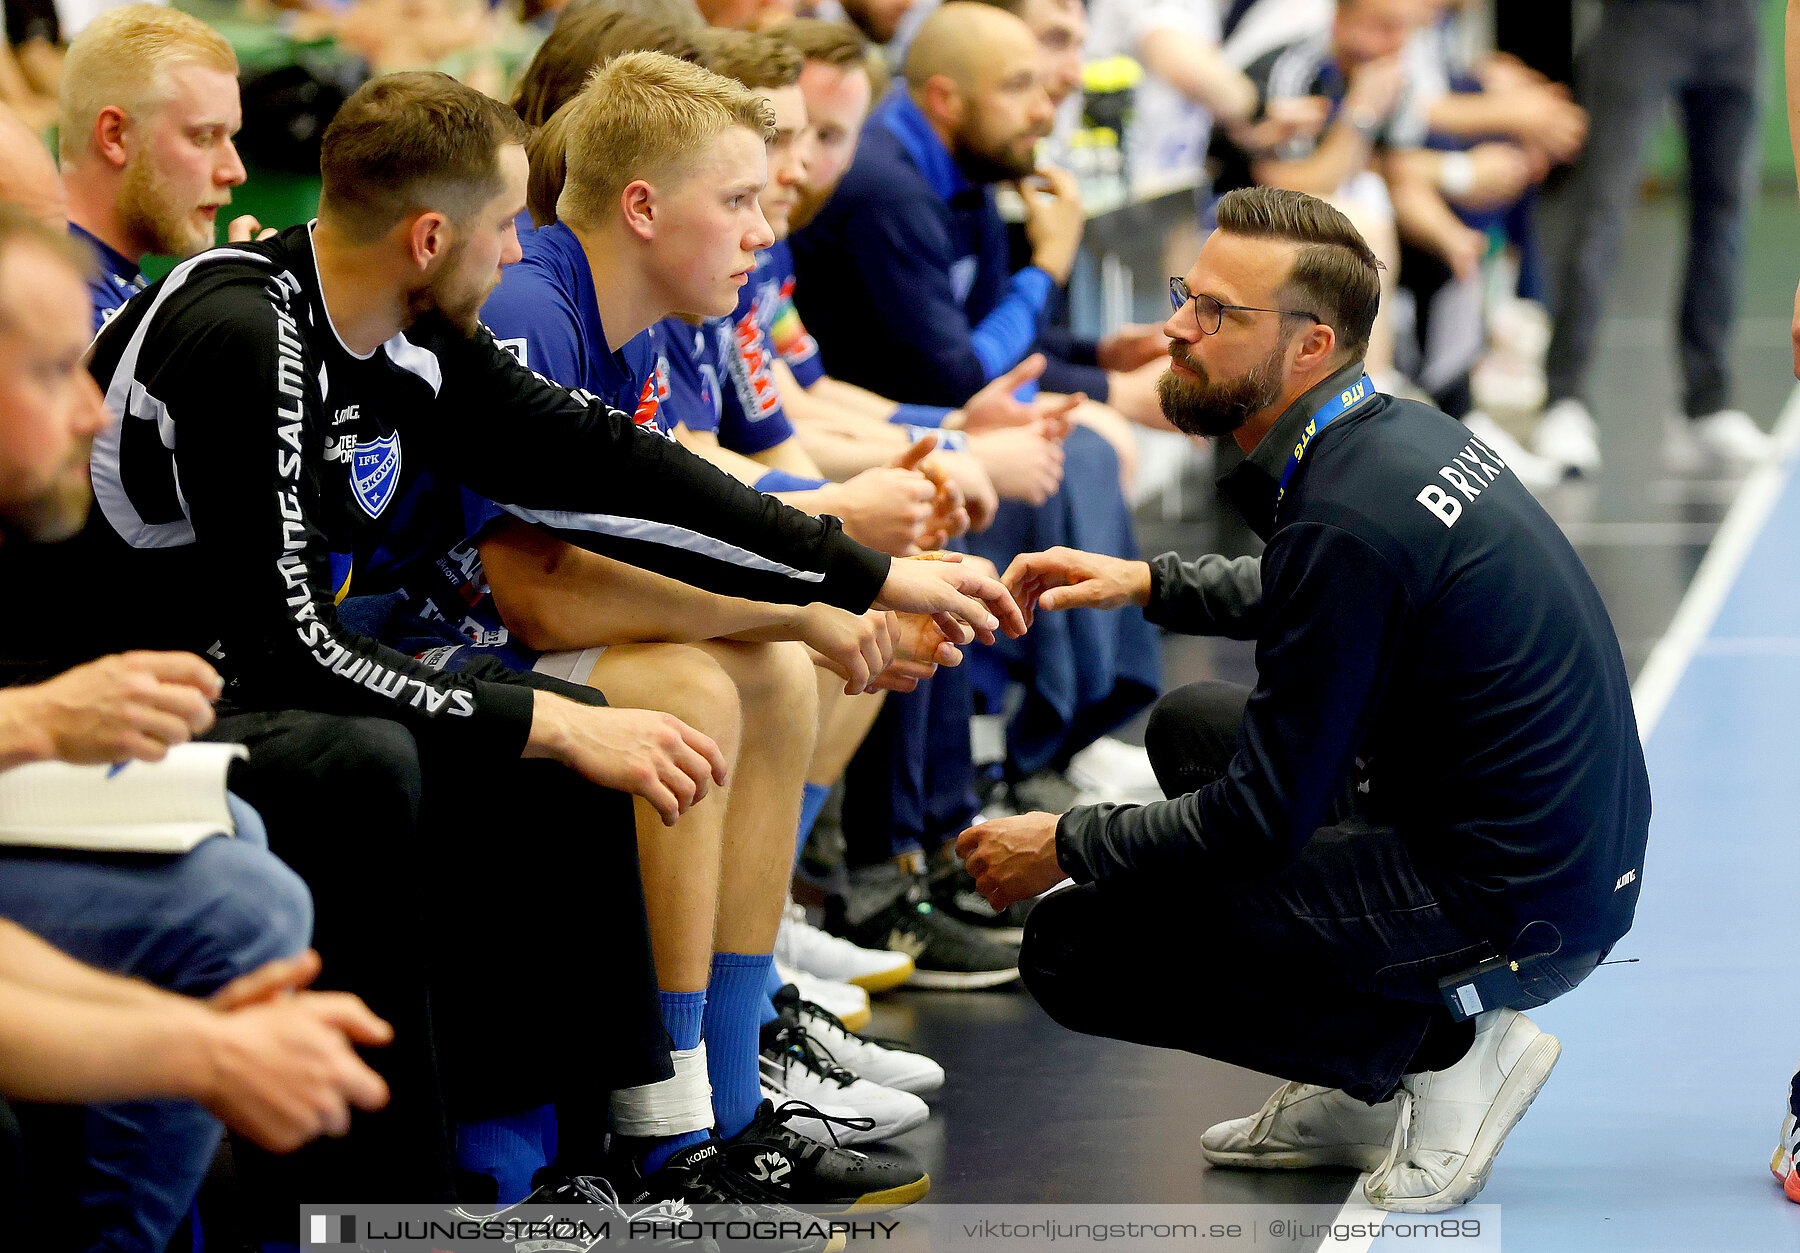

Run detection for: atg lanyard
[[1274, 373, 1375, 516]]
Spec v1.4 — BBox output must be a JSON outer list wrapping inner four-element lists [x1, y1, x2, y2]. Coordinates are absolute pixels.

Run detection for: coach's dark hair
[[320, 72, 530, 244], [1212, 185, 1382, 361], [512, 6, 704, 129]]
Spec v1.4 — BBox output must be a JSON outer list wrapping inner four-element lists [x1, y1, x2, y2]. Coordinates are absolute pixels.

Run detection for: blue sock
[[455, 1105, 557, 1204], [795, 782, 830, 868], [704, 952, 776, 1140], [761, 960, 785, 1027], [641, 989, 710, 1174]]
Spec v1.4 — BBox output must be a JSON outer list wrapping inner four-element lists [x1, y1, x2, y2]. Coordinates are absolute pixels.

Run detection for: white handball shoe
[[776, 964, 870, 1032], [1532, 398, 1602, 475], [774, 902, 913, 994], [773, 983, 945, 1096], [1665, 409, 1774, 474], [1364, 1008, 1560, 1213], [759, 1017, 929, 1145], [1463, 413, 1563, 494], [1200, 1081, 1398, 1172]]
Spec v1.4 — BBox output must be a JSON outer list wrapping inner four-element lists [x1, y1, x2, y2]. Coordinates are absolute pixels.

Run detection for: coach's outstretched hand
[[872, 552, 1025, 646], [1001, 547, 1153, 632], [956, 811, 1065, 911], [526, 692, 729, 826]]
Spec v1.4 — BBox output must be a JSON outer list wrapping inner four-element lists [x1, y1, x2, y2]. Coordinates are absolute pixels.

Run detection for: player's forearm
[[0, 978, 213, 1104], [1388, 169, 1469, 257], [1426, 91, 1518, 141], [0, 918, 175, 1009], [1253, 122, 1367, 198], [752, 438, 826, 479], [807, 376, 900, 421], [1138, 28, 1257, 123], [483, 534, 805, 652]]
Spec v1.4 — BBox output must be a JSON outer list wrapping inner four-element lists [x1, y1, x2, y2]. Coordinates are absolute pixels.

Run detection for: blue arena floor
[[1357, 396, 1800, 1252]]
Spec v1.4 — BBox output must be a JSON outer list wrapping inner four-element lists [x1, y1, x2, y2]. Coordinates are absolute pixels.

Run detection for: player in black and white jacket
[[54, 71, 1022, 1229]]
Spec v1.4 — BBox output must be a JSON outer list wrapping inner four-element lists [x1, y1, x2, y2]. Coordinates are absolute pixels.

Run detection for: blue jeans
[[0, 799, 312, 1253]]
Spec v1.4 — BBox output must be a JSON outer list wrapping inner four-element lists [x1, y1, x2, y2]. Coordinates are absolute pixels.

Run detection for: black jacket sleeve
[[415, 322, 891, 613], [1057, 522, 1412, 884], [1145, 552, 1265, 638], [153, 280, 537, 755]]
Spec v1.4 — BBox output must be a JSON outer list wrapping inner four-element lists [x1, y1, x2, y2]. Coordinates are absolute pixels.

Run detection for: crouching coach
[[957, 185, 1650, 1214]]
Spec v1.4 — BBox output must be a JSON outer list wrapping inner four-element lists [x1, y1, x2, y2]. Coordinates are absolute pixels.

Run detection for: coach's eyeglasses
[[1169, 276, 1320, 337]]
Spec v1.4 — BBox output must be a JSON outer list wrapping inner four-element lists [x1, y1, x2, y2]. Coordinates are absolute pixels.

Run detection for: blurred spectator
[[0, 100, 63, 226], [1218, 0, 1490, 402], [1536, 0, 1769, 477], [58, 6, 245, 329]]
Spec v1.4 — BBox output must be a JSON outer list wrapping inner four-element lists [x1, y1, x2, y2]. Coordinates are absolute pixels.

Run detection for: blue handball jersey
[[70, 223, 147, 332], [344, 221, 681, 668], [743, 241, 825, 389], [713, 250, 802, 454], [651, 318, 720, 436]]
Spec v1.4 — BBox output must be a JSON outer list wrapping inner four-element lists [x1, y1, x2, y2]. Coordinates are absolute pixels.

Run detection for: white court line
[[1632, 381, 1800, 740], [1315, 384, 1800, 1253]]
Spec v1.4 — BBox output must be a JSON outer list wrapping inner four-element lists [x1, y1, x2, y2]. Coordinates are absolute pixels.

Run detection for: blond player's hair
[[59, 6, 237, 163], [553, 50, 772, 231]]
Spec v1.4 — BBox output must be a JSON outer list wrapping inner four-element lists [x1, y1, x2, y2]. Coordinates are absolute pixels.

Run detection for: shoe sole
[[1367, 1033, 1561, 1214], [1202, 1145, 1390, 1172], [807, 1174, 932, 1215], [1787, 1169, 1800, 1204], [846, 959, 915, 994], [906, 965, 1021, 990]]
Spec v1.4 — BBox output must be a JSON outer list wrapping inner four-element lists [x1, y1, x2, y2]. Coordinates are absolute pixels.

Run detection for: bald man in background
[[792, 1, 1163, 852], [0, 102, 63, 226]]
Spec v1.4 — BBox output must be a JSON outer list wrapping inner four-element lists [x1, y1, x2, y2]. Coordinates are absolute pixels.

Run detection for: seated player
[[478, 51, 953, 1180], [56, 68, 1020, 1234]]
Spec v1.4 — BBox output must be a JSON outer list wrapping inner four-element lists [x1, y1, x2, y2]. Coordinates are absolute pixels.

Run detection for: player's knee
[[722, 640, 818, 726], [647, 644, 743, 751]]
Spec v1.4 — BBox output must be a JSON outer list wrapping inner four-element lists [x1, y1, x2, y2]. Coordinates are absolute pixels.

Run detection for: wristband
[[1437, 149, 1476, 197], [756, 468, 829, 493], [903, 424, 968, 452], [891, 403, 954, 429]]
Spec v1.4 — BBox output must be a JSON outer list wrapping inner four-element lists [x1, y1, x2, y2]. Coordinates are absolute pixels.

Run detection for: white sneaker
[[1532, 398, 1601, 474], [1066, 736, 1163, 804], [1364, 1008, 1561, 1213], [760, 1018, 930, 1145], [776, 964, 870, 1032], [774, 903, 914, 994], [1665, 409, 1773, 474], [1774, 1110, 1797, 1184], [774, 984, 945, 1096], [1772, 1056, 1799, 1185], [1200, 1081, 1398, 1172], [1463, 412, 1563, 494]]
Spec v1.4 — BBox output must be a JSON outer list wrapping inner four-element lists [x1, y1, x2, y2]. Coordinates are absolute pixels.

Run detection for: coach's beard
[[1157, 342, 1287, 438]]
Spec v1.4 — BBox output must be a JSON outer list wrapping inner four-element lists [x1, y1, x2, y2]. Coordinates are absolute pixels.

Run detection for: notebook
[[0, 742, 248, 853]]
